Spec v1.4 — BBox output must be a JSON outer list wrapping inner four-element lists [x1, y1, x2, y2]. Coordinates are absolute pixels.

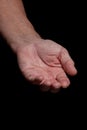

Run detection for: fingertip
[[46, 81, 52, 86], [68, 66, 77, 76], [52, 82, 61, 89], [65, 62, 77, 76], [40, 79, 51, 92], [40, 86, 50, 92], [61, 80, 70, 88], [72, 67, 78, 75], [50, 89, 60, 93]]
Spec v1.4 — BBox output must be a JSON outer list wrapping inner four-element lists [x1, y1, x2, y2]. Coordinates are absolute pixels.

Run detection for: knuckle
[[62, 48, 69, 54]]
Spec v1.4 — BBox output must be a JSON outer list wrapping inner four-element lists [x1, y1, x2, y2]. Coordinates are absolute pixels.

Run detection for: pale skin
[[0, 0, 77, 92]]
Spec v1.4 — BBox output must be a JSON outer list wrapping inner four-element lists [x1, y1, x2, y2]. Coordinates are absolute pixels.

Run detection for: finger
[[28, 73, 51, 92], [52, 79, 61, 89], [32, 76, 44, 85], [49, 79, 61, 93], [59, 48, 77, 75], [50, 88, 60, 93], [28, 74, 44, 85], [40, 80, 51, 92], [40, 85, 50, 92], [56, 68, 70, 88]]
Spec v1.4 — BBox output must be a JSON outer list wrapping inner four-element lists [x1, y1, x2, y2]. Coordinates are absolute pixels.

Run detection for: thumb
[[59, 48, 77, 75]]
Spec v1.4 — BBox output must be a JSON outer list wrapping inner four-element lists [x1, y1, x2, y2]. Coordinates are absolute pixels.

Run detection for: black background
[[0, 0, 84, 98]]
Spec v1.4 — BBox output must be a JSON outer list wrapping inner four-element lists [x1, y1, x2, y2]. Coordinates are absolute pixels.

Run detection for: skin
[[0, 0, 77, 92]]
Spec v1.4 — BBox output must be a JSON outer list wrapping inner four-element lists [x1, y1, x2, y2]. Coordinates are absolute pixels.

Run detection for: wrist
[[15, 31, 41, 54], [1, 17, 41, 53], [10, 29, 41, 53]]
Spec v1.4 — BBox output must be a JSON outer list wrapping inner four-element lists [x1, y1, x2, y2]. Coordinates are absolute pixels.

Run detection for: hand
[[17, 39, 77, 92]]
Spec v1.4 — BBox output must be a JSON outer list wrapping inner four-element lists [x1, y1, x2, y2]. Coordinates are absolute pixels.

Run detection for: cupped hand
[[17, 39, 77, 92]]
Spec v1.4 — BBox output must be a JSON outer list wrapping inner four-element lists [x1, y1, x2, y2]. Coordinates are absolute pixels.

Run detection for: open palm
[[17, 39, 77, 92]]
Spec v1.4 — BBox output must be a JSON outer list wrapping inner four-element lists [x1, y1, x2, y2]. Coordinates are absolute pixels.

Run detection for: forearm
[[0, 0, 40, 52]]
